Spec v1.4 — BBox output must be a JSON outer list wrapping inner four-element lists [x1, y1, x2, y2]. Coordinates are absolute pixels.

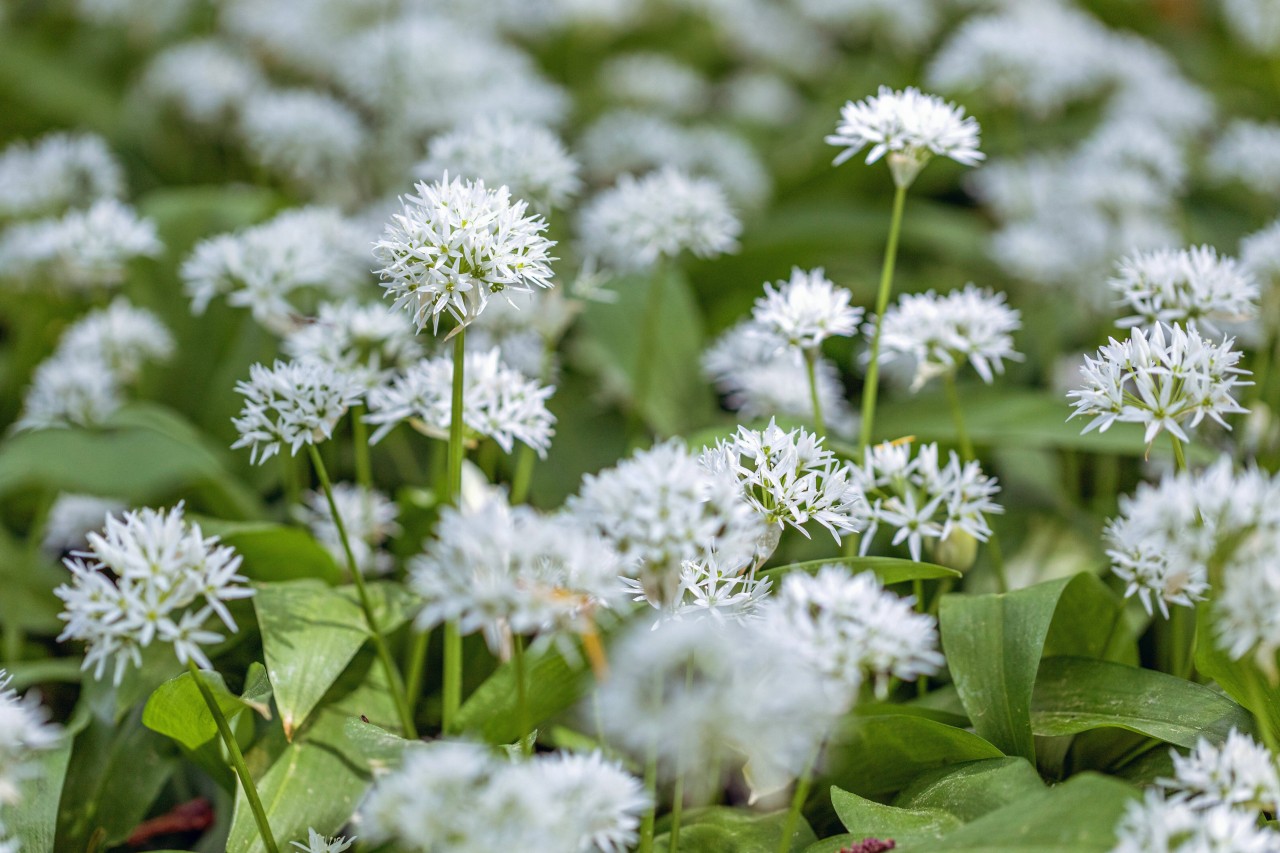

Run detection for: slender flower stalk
[[943, 372, 975, 461], [351, 404, 372, 490], [804, 351, 826, 437], [630, 266, 667, 441], [512, 634, 531, 757], [441, 328, 467, 734], [859, 183, 907, 451], [777, 748, 819, 853]]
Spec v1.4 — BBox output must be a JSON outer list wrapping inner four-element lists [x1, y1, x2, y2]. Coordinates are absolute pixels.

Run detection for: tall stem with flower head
[[804, 350, 826, 437], [351, 403, 373, 490], [777, 746, 819, 853], [859, 183, 908, 452], [629, 265, 667, 444], [441, 328, 467, 733]]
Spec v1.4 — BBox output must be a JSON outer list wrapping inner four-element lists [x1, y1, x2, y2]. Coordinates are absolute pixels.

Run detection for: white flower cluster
[[55, 503, 253, 684], [1222, 0, 1280, 54], [282, 300, 422, 392], [231, 359, 364, 465], [750, 267, 862, 353], [1241, 219, 1280, 291], [1215, 528, 1280, 682], [238, 88, 367, 191], [0, 131, 122, 219], [826, 86, 983, 187], [792, 0, 940, 48], [876, 284, 1022, 391], [665, 551, 773, 625], [0, 670, 60, 808], [1068, 323, 1250, 446], [1109, 247, 1259, 332], [297, 483, 401, 577], [135, 39, 264, 128], [374, 175, 556, 332], [1160, 730, 1280, 813], [410, 492, 623, 655], [853, 441, 1003, 563], [365, 348, 556, 456], [0, 198, 161, 289], [1111, 789, 1280, 853], [359, 742, 647, 853], [13, 358, 122, 433], [41, 493, 126, 556], [1208, 119, 1280, 198], [598, 52, 710, 118], [577, 168, 740, 271]]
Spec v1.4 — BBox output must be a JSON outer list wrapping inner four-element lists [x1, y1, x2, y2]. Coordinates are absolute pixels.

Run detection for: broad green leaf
[[762, 556, 961, 588], [1042, 573, 1135, 665], [893, 757, 1045, 822], [824, 715, 1004, 798], [1031, 656, 1255, 747], [9, 737, 72, 852], [0, 529, 64, 635], [456, 646, 589, 744], [939, 575, 1076, 761], [656, 806, 816, 853], [832, 787, 962, 842], [199, 519, 343, 584], [143, 669, 248, 752], [1194, 604, 1280, 739]]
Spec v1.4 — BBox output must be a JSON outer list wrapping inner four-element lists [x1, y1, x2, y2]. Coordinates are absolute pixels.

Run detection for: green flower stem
[[1246, 672, 1279, 755], [669, 769, 685, 853], [510, 444, 536, 504], [187, 660, 279, 853], [804, 349, 826, 437], [630, 265, 667, 443], [351, 404, 373, 490], [307, 445, 418, 739], [1170, 604, 1195, 682], [280, 452, 300, 511], [638, 744, 659, 853], [858, 183, 908, 453], [943, 372, 975, 462], [1169, 433, 1187, 473], [512, 634, 532, 757], [441, 328, 468, 734], [776, 748, 818, 853], [405, 629, 429, 719]]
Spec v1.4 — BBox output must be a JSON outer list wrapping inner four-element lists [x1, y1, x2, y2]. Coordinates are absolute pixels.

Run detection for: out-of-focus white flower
[[1103, 40, 1215, 140], [416, 118, 581, 212], [231, 359, 364, 465], [1222, 0, 1280, 54], [365, 348, 555, 456], [290, 828, 354, 853], [283, 300, 422, 391], [0, 132, 123, 220], [719, 71, 803, 128], [135, 39, 264, 127], [297, 483, 400, 577], [578, 168, 740, 270], [239, 88, 366, 190], [374, 175, 556, 333], [1068, 323, 1250, 446], [0, 669, 61, 807], [1110, 247, 1259, 332], [41, 494, 125, 556], [826, 86, 983, 187], [853, 440, 1002, 563], [75, 0, 196, 34], [54, 298, 174, 384], [505, 751, 650, 853], [751, 267, 862, 353], [0, 199, 161, 289], [681, 0, 835, 79], [1111, 789, 1279, 853], [875, 285, 1021, 391], [1216, 528, 1280, 681], [14, 356, 123, 432], [55, 503, 253, 684], [599, 52, 711, 117], [567, 440, 764, 606], [1241, 220, 1280, 291], [1160, 729, 1280, 813], [791, 0, 940, 47], [1208, 120, 1280, 197]]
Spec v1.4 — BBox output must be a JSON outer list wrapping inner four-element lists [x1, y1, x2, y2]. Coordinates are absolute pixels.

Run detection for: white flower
[[416, 118, 581, 212], [54, 503, 252, 684], [1067, 323, 1250, 446], [792, 0, 940, 47], [1110, 247, 1259, 332], [720, 71, 803, 128], [374, 175, 556, 333], [506, 751, 649, 853], [750, 267, 862, 353], [231, 359, 364, 465], [1216, 529, 1280, 681], [701, 419, 865, 544], [14, 356, 123, 432], [0, 199, 161, 289], [1241, 219, 1280, 290], [0, 132, 123, 219], [296, 484, 400, 577], [1160, 730, 1280, 813], [54, 298, 174, 384], [1223, 0, 1280, 54], [290, 829, 354, 853], [567, 440, 765, 606], [826, 86, 983, 187], [42, 494, 125, 556], [663, 551, 773, 625], [599, 52, 710, 117], [758, 566, 944, 701], [577, 168, 740, 271], [136, 39, 263, 127], [1208, 120, 1280, 198], [0, 670, 61, 806], [875, 284, 1022, 391], [283, 300, 423, 391], [365, 348, 555, 457], [1111, 790, 1279, 853], [239, 88, 366, 190], [853, 441, 1002, 562]]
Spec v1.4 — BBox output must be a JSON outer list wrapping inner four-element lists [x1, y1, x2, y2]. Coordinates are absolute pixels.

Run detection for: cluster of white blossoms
[[231, 359, 364, 465], [296, 484, 401, 577], [0, 670, 61, 807], [13, 358, 122, 433], [135, 39, 263, 128], [567, 440, 765, 606], [1240, 219, 1280, 291], [0, 131, 122, 219], [1160, 730, 1280, 813], [410, 492, 623, 656], [181, 207, 371, 335], [1222, 0, 1280, 54], [577, 168, 741, 271], [0, 198, 161, 289], [1109, 247, 1259, 332], [826, 85, 983, 188], [875, 284, 1022, 391], [282, 300, 422, 392], [365, 348, 556, 456], [415, 117, 581, 212], [1067, 323, 1250, 446], [238, 88, 367, 192], [852, 440, 1003, 563], [750, 267, 862, 354], [1214, 529, 1280, 682], [1208, 120, 1280, 198], [359, 742, 647, 853], [598, 52, 710, 118], [373, 175, 556, 332], [41, 493, 126, 556], [55, 503, 253, 684], [664, 550, 774, 625]]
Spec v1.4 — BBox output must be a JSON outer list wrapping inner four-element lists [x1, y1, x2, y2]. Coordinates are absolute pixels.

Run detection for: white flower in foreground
[[876, 284, 1022, 391], [750, 267, 862, 353], [416, 117, 581, 211], [701, 419, 864, 545], [41, 493, 125, 556], [231, 359, 364, 464], [1068, 323, 1250, 446], [1110, 247, 1259, 332], [759, 566, 944, 700], [365, 348, 555, 456], [1208, 120, 1280, 198], [291, 829, 354, 853], [14, 356, 123, 432], [0, 199, 161, 289], [577, 168, 740, 271], [0, 670, 61, 806], [136, 39, 263, 127], [505, 751, 649, 853], [826, 85, 983, 187], [55, 503, 252, 684], [297, 484, 400, 577], [853, 440, 1002, 563], [1160, 730, 1280, 813], [283, 300, 422, 391], [239, 88, 366, 189], [0, 131, 123, 219], [374, 175, 556, 333], [55, 298, 174, 384], [1111, 790, 1278, 853], [567, 440, 764, 606], [664, 551, 773, 625]]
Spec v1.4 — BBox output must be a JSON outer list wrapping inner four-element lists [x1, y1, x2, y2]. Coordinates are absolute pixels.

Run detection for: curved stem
[[803, 349, 826, 437], [187, 660, 279, 853], [441, 328, 468, 734], [404, 629, 429, 719], [511, 444, 536, 505], [858, 183, 908, 453], [307, 446, 418, 739]]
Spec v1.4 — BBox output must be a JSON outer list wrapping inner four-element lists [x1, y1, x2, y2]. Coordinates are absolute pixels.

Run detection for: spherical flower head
[[1111, 789, 1279, 853], [875, 284, 1022, 391], [1067, 323, 1251, 447], [1159, 729, 1280, 813], [0, 199, 162, 289], [239, 88, 366, 190], [0, 670, 61, 806], [577, 168, 740, 271], [56, 297, 174, 385], [826, 86, 984, 188], [136, 39, 263, 127], [1208, 120, 1280, 198], [231, 358, 364, 465], [296, 483, 400, 577], [1110, 247, 1259, 332], [1215, 530, 1280, 682], [750, 267, 862, 353], [283, 300, 423, 391], [0, 131, 123, 220], [15, 355, 123, 432], [365, 347, 555, 457], [373, 174, 556, 333], [54, 503, 252, 684]]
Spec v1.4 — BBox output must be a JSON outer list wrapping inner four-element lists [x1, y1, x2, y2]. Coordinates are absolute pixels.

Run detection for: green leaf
[[893, 757, 1045, 822], [199, 519, 342, 584], [1042, 573, 1135, 665], [762, 556, 961, 588], [142, 669, 247, 752], [456, 646, 589, 744], [1194, 603, 1280, 739], [832, 787, 963, 843], [1031, 656, 1256, 747], [9, 738, 72, 853], [656, 806, 816, 853]]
